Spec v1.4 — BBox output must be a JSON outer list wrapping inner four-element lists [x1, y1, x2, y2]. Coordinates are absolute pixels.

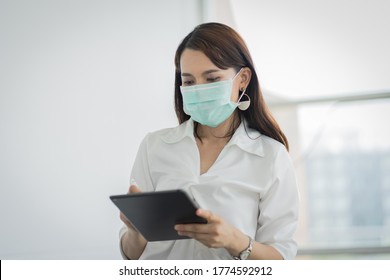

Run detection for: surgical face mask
[[180, 69, 244, 127]]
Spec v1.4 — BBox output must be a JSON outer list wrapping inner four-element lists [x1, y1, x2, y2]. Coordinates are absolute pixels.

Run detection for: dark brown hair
[[174, 22, 289, 150]]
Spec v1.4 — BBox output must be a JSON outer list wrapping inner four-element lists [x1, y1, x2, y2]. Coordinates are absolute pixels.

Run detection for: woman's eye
[[207, 77, 220, 83], [182, 80, 194, 86]]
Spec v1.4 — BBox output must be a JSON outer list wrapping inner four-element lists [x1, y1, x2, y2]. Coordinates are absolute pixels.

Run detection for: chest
[[196, 139, 227, 175], [147, 138, 272, 194]]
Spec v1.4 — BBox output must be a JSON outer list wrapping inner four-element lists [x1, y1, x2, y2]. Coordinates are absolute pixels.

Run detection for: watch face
[[240, 251, 250, 260]]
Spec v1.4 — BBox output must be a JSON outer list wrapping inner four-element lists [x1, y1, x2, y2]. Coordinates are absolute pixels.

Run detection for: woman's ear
[[240, 67, 252, 89]]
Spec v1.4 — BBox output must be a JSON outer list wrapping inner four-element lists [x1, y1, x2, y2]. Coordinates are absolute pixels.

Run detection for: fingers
[[196, 209, 218, 223], [178, 231, 210, 241], [128, 184, 142, 194], [175, 222, 210, 234], [174, 223, 223, 248], [174, 209, 219, 234], [174, 209, 229, 248]]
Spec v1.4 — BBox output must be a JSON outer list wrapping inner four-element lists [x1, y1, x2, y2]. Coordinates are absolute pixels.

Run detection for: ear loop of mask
[[237, 88, 246, 103], [234, 68, 251, 111], [233, 68, 243, 81], [233, 68, 245, 103]]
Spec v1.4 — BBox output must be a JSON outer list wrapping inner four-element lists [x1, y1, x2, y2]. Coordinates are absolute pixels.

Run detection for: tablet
[[110, 190, 207, 241]]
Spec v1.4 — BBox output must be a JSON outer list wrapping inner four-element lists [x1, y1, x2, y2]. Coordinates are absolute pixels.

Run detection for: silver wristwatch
[[233, 236, 253, 260]]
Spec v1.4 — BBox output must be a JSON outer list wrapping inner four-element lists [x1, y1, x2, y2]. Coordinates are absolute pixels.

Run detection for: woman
[[119, 22, 299, 260]]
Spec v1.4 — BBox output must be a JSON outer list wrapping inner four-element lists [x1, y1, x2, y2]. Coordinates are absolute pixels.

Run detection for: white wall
[[231, 0, 390, 99], [0, 0, 201, 259]]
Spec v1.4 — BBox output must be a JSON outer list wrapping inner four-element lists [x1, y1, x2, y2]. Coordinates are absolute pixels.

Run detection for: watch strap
[[233, 236, 253, 260]]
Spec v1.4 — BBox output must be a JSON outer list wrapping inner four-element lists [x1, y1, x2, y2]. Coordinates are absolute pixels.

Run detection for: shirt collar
[[227, 120, 264, 157], [161, 119, 196, 144], [161, 119, 264, 157]]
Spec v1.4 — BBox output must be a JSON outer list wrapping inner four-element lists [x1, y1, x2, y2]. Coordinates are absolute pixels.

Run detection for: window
[[274, 98, 390, 258]]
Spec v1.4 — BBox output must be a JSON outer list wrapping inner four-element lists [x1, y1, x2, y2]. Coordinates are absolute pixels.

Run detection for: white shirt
[[120, 119, 299, 260]]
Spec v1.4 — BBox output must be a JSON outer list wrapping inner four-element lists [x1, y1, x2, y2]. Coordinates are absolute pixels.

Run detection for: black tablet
[[110, 190, 207, 241]]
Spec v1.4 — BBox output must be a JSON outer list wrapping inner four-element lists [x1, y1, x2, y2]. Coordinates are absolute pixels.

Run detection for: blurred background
[[1, 0, 389, 259]]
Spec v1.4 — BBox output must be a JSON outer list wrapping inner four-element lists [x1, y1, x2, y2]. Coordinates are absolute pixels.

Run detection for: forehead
[[179, 49, 219, 73]]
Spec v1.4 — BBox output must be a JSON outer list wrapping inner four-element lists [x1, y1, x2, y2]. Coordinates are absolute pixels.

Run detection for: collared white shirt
[[120, 119, 299, 260]]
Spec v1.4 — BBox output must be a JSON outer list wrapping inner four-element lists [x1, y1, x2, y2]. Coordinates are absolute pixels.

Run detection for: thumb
[[128, 184, 142, 194]]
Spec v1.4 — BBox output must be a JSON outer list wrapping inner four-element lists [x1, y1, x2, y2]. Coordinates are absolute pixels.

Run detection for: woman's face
[[179, 48, 249, 103]]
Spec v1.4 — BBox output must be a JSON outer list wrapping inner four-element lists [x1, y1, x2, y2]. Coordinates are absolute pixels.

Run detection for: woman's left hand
[[174, 209, 248, 255]]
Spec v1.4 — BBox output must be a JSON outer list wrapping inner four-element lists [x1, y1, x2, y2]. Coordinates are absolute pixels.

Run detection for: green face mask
[[180, 69, 244, 127]]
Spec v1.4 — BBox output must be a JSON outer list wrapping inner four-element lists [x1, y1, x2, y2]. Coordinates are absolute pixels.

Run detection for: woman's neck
[[196, 113, 240, 142]]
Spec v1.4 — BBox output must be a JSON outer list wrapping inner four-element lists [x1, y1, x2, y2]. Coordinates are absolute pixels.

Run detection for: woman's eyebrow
[[181, 69, 221, 76], [202, 69, 221, 75]]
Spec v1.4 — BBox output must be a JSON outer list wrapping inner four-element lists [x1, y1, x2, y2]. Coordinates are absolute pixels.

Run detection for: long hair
[[174, 22, 289, 151]]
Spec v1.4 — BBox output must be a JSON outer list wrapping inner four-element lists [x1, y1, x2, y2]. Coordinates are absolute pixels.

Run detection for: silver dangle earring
[[238, 87, 251, 111]]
